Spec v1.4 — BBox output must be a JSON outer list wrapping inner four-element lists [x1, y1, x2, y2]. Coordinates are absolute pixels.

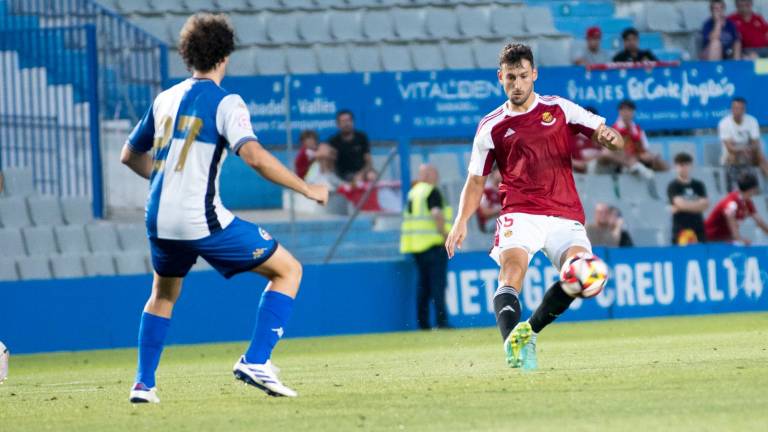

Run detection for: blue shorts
[[150, 218, 278, 278]]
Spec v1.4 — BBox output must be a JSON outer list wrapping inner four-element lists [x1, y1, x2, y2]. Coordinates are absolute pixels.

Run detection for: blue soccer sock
[[135, 312, 171, 388], [244, 290, 294, 364]]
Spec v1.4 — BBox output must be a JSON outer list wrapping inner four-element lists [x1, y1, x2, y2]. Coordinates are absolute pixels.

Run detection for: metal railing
[[4, 0, 168, 122], [0, 26, 102, 215], [0, 0, 168, 216]]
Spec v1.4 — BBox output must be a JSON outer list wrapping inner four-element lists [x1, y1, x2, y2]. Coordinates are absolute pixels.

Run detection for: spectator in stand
[[573, 26, 612, 66], [293, 130, 336, 184], [586, 202, 623, 247], [718, 97, 768, 191], [609, 206, 634, 246], [571, 106, 604, 173], [607, 100, 668, 178], [668, 152, 710, 245], [613, 27, 658, 62], [728, 0, 768, 58], [705, 172, 768, 243], [328, 109, 373, 182], [476, 168, 502, 232], [702, 0, 743, 60]]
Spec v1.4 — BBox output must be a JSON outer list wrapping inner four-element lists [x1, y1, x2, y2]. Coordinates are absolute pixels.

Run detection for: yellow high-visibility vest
[[400, 182, 453, 254]]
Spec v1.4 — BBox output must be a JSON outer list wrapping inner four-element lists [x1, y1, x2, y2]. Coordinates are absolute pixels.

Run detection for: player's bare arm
[[120, 144, 153, 179], [752, 212, 768, 234], [239, 140, 329, 205], [592, 124, 624, 151], [725, 212, 746, 244], [445, 174, 486, 258]]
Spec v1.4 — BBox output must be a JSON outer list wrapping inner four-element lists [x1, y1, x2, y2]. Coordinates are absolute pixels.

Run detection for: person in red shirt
[[705, 172, 768, 243], [728, 0, 768, 58], [610, 100, 668, 176], [293, 129, 335, 182], [444, 43, 623, 369]]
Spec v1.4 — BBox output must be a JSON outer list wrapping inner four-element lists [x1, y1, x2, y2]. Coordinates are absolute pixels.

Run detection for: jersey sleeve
[[749, 117, 761, 140], [718, 118, 733, 141], [558, 97, 606, 137], [126, 104, 155, 154], [468, 122, 495, 176], [216, 94, 258, 155]]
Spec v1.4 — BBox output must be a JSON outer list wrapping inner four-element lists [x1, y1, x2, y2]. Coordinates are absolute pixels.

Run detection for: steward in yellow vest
[[400, 164, 453, 329]]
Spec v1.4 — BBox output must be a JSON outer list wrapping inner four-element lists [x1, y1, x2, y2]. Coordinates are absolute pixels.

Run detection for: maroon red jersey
[[705, 191, 756, 241], [469, 94, 605, 224]]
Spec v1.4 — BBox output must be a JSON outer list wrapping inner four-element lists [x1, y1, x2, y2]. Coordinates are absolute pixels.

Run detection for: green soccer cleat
[[503, 321, 533, 368]]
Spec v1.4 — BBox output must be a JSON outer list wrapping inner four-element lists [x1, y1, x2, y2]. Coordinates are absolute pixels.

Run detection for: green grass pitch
[[1, 312, 767, 431]]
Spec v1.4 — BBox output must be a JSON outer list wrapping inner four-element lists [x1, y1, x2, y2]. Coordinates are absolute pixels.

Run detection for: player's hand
[[445, 221, 467, 259], [305, 184, 329, 205], [595, 125, 623, 151]]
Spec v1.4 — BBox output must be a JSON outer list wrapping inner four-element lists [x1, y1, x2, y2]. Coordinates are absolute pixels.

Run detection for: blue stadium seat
[[231, 13, 268, 45], [380, 43, 413, 71], [83, 253, 117, 277], [228, 47, 258, 76], [391, 8, 427, 40], [27, 195, 64, 226], [285, 47, 320, 74], [349, 43, 382, 72], [50, 254, 86, 279], [16, 256, 52, 281], [22, 226, 58, 256], [456, 5, 492, 38], [362, 10, 395, 41], [523, 6, 559, 36], [329, 10, 363, 42], [0, 197, 32, 228], [1, 167, 35, 197], [55, 225, 90, 254], [266, 12, 300, 44], [490, 6, 526, 38], [114, 252, 150, 275], [316, 45, 352, 73], [254, 47, 287, 75], [61, 197, 93, 225], [0, 228, 26, 257], [410, 43, 444, 71], [116, 224, 149, 252], [86, 223, 120, 253], [425, 7, 459, 39], [443, 41, 476, 70], [0, 257, 18, 281], [297, 12, 332, 43]]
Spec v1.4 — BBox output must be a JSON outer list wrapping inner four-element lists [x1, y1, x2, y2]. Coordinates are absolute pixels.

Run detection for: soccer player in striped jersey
[[121, 14, 328, 402], [445, 43, 624, 369]]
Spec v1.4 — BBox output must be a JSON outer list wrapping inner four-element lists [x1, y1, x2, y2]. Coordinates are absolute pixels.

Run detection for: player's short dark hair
[[710, 0, 724, 5], [674, 152, 693, 165], [498, 43, 535, 68], [178, 13, 235, 73], [732, 96, 747, 105], [336, 109, 354, 120], [737, 172, 759, 192], [621, 27, 639, 40], [299, 129, 318, 142], [618, 99, 636, 110]]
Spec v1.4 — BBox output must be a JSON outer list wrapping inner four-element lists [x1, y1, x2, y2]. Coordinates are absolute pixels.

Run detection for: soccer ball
[[559, 252, 608, 298]]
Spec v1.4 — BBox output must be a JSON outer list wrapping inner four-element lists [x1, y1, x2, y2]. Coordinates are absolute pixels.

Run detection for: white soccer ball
[[559, 252, 609, 298], [0, 341, 8, 383]]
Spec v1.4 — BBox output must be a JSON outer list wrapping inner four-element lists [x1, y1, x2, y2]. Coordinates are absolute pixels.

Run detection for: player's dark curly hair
[[178, 13, 235, 73], [498, 43, 534, 68], [737, 173, 759, 192]]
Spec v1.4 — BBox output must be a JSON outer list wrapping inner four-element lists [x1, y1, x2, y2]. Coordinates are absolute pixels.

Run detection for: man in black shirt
[[327, 110, 373, 182], [613, 27, 659, 62], [667, 152, 710, 244]]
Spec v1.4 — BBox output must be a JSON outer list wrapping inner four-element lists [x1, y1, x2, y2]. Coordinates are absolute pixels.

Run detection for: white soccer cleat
[[233, 356, 298, 398], [0, 341, 8, 383], [129, 382, 160, 403]]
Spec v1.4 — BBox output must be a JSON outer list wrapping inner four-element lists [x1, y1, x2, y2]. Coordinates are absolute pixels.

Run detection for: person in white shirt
[[718, 97, 768, 190]]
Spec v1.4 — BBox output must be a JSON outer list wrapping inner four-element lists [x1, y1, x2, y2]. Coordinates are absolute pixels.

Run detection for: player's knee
[[275, 253, 302, 285]]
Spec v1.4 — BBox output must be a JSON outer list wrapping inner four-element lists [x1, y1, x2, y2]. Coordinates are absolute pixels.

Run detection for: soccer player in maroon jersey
[[445, 43, 624, 369]]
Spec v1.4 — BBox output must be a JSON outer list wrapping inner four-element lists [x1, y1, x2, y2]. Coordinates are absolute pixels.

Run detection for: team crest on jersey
[[252, 248, 268, 259], [503, 230, 513, 238], [259, 227, 272, 241], [541, 111, 557, 126]]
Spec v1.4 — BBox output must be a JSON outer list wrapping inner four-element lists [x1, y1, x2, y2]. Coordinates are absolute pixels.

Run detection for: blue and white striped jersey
[[127, 78, 257, 240]]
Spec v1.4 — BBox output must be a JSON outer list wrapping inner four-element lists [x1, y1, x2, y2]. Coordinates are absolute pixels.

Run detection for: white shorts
[[490, 212, 592, 268]]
